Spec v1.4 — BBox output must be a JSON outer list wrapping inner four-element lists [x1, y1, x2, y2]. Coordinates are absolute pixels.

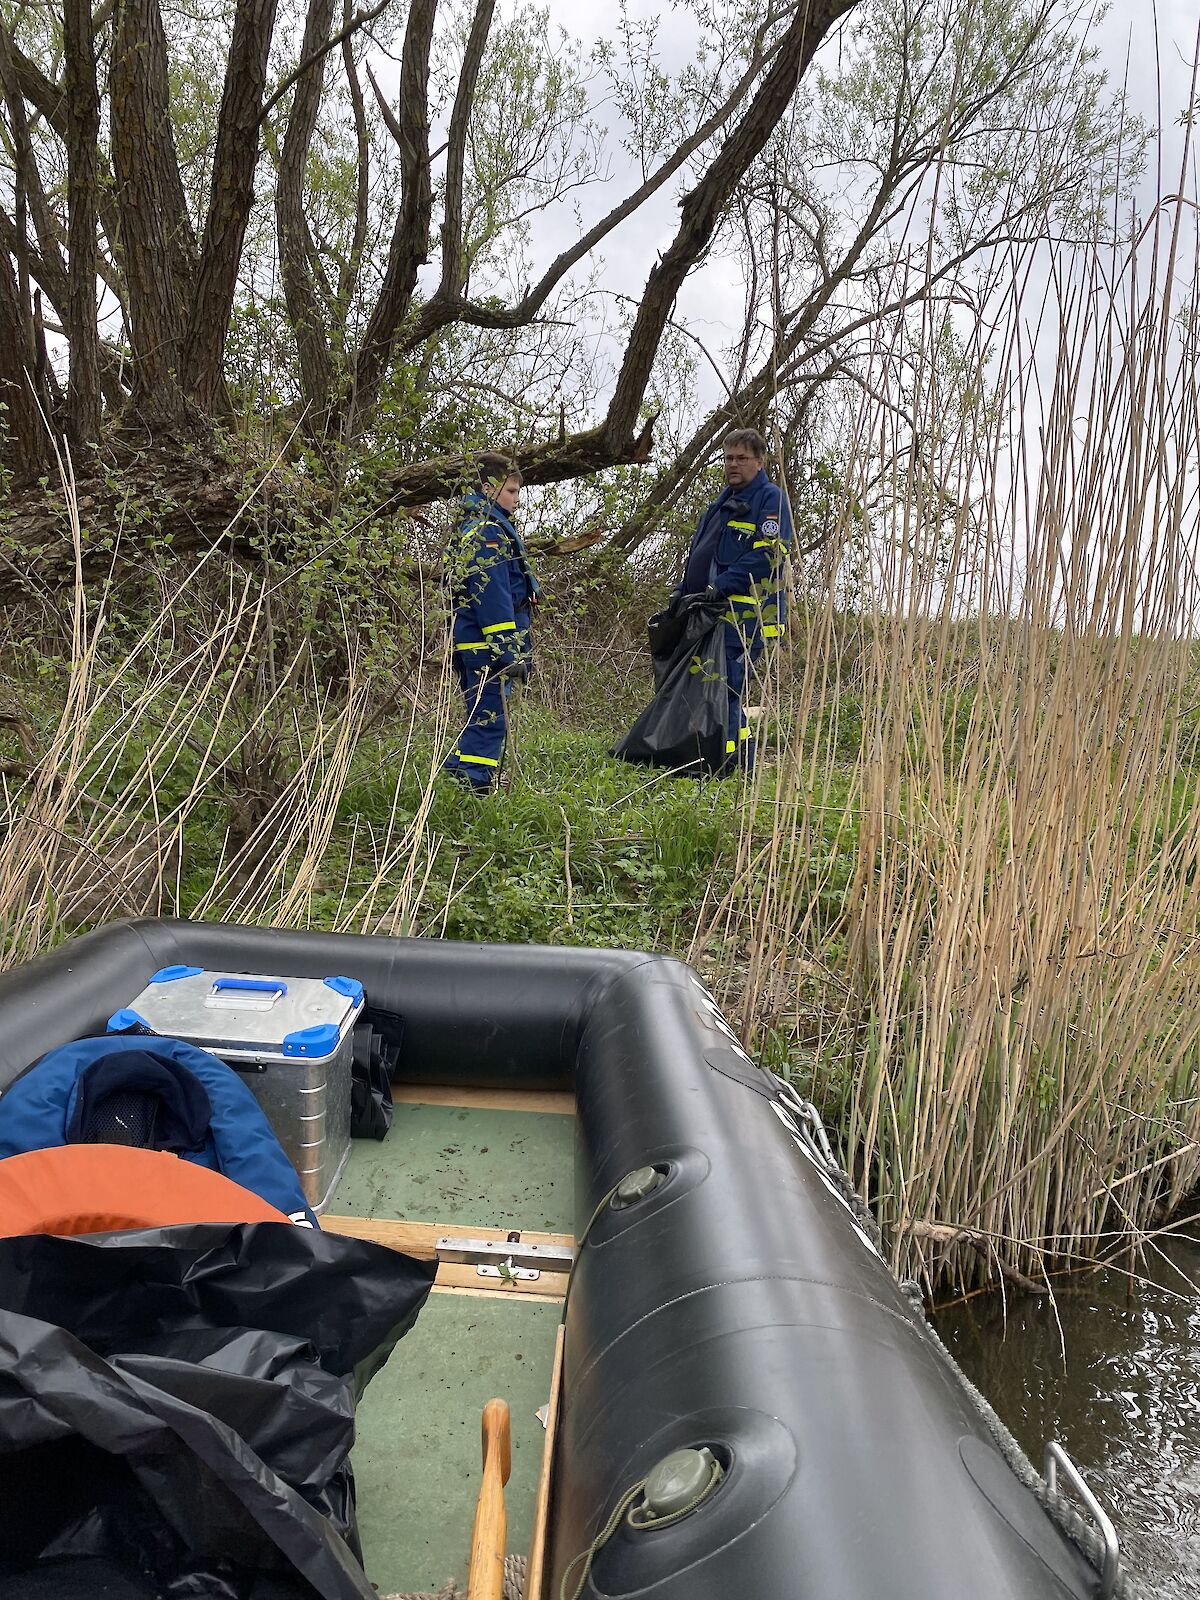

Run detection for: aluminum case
[[109, 965, 364, 1212]]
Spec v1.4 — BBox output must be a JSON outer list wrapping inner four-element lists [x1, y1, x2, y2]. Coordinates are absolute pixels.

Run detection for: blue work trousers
[[444, 658, 510, 789], [724, 623, 763, 772]]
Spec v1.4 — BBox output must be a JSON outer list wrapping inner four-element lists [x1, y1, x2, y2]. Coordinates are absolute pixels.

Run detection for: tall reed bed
[[0, 457, 462, 958], [717, 183, 1200, 1288]]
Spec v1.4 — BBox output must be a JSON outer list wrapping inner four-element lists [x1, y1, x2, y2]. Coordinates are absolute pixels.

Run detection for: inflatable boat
[[0, 918, 1130, 1600]]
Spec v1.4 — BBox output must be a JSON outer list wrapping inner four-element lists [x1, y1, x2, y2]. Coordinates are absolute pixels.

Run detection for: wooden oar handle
[[467, 1397, 512, 1600]]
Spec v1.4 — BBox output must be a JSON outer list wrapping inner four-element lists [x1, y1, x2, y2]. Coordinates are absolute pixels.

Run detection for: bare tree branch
[[602, 0, 860, 449], [345, 0, 437, 428], [183, 0, 281, 413], [438, 0, 494, 301], [336, 1, 371, 324], [256, 0, 392, 128], [404, 0, 796, 350]]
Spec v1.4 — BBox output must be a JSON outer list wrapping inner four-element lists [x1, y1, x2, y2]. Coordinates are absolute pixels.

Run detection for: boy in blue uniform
[[670, 429, 792, 772], [443, 455, 539, 792]]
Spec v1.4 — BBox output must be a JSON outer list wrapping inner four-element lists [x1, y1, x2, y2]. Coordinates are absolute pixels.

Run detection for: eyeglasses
[[723, 453, 758, 463]]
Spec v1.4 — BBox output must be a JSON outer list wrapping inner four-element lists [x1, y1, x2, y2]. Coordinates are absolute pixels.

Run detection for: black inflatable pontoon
[[0, 919, 1122, 1600]]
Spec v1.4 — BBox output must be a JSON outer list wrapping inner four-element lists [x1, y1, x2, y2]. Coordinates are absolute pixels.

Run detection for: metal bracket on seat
[[477, 1260, 541, 1281], [1044, 1441, 1119, 1600], [436, 1234, 575, 1279]]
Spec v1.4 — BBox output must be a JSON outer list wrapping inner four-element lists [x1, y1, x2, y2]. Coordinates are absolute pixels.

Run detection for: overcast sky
[[505, 1, 1200, 408], [500, 2, 1199, 552]]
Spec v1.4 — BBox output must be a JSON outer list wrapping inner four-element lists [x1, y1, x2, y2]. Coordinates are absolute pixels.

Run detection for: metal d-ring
[[774, 1077, 837, 1169], [1043, 1441, 1119, 1600]]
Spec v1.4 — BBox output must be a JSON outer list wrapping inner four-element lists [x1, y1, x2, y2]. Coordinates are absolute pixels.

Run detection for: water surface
[[935, 1230, 1200, 1600]]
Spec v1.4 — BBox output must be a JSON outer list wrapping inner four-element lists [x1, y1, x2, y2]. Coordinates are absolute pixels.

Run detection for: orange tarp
[[0, 1145, 290, 1236]]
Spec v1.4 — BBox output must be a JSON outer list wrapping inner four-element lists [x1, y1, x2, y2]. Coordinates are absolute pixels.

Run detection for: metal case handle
[[211, 977, 288, 996]]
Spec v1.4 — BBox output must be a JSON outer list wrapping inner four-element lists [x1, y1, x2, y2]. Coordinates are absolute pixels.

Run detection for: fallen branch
[[906, 1219, 1048, 1297]]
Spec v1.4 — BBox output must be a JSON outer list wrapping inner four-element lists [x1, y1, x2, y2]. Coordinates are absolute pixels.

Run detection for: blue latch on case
[[323, 975, 364, 1005], [107, 1008, 154, 1034], [282, 1023, 340, 1057], [149, 965, 204, 984]]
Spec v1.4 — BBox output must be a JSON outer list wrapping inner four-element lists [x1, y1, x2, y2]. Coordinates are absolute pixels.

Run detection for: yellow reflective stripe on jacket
[[482, 620, 517, 635], [457, 753, 499, 767], [761, 624, 783, 638], [454, 641, 490, 652], [753, 538, 788, 551], [727, 519, 756, 532], [728, 594, 757, 605]]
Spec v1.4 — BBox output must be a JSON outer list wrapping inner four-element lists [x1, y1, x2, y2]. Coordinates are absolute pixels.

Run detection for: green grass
[[178, 707, 773, 954]]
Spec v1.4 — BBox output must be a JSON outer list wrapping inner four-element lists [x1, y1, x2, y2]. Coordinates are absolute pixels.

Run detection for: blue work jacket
[[448, 493, 540, 670], [675, 468, 792, 638]]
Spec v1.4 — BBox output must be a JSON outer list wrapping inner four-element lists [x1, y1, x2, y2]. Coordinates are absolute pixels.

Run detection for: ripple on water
[[934, 1232, 1200, 1600]]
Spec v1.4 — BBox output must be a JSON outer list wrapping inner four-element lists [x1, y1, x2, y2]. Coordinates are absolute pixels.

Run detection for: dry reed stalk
[[703, 123, 1200, 1290], [0, 425, 399, 954], [334, 584, 461, 937], [902, 222, 1196, 1287]]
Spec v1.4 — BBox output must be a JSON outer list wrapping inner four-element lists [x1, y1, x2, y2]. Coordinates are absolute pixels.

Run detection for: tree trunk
[[0, 30, 50, 478], [0, 446, 275, 611], [7, 36, 125, 296], [275, 0, 337, 426], [344, 0, 437, 432], [110, 0, 198, 428], [0, 210, 126, 412], [0, 247, 48, 482], [183, 0, 281, 413], [604, 0, 859, 448], [62, 0, 102, 448], [371, 416, 658, 506]]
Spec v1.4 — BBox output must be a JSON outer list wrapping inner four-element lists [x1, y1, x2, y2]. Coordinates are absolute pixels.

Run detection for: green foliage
[[310, 708, 752, 951]]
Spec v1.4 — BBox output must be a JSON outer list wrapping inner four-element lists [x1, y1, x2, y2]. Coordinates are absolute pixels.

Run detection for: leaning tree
[[0, 0, 1141, 603]]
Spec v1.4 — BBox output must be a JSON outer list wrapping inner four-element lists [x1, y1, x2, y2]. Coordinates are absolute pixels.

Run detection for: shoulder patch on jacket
[[761, 517, 780, 537]]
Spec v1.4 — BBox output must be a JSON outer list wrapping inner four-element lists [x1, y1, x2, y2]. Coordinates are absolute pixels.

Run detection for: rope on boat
[[772, 1076, 1143, 1600], [383, 1552, 528, 1600]]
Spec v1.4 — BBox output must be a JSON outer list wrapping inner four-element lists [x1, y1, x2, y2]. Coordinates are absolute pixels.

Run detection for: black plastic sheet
[[351, 1009, 402, 1141], [646, 603, 689, 690], [0, 1222, 436, 1600], [612, 601, 728, 773]]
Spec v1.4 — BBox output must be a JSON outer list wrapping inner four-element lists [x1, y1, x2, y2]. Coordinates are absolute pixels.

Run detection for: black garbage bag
[[0, 1222, 436, 1600], [350, 1006, 403, 1140], [646, 601, 689, 690], [612, 602, 728, 773]]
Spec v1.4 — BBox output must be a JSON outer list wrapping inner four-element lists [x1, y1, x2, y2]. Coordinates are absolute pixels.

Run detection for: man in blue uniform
[[671, 429, 792, 772], [443, 455, 539, 792]]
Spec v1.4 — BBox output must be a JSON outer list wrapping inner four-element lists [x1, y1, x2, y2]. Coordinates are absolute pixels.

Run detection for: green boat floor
[[333, 1102, 575, 1233], [354, 1292, 562, 1595], [339, 1104, 573, 1592]]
